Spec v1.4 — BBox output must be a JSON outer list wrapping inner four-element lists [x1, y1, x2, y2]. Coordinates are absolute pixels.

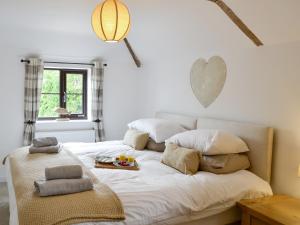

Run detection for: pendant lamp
[[92, 0, 131, 43]]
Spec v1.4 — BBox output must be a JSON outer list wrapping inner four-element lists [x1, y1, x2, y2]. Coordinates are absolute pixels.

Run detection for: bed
[[5, 112, 274, 225]]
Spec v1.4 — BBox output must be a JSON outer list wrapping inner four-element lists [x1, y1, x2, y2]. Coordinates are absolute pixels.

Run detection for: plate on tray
[[95, 156, 115, 164]]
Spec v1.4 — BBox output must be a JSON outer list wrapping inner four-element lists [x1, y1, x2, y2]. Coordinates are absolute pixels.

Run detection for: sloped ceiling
[[226, 0, 300, 45], [1, 0, 300, 48]]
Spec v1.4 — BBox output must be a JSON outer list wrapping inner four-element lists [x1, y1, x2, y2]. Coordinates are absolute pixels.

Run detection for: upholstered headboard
[[156, 112, 274, 183]]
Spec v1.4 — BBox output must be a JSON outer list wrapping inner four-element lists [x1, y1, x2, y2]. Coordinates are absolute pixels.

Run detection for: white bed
[[5, 112, 274, 225]]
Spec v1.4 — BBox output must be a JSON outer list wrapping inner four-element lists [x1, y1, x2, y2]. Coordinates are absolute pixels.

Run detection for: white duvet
[[7, 141, 273, 225]]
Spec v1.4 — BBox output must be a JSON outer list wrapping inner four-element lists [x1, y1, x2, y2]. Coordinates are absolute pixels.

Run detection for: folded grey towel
[[29, 144, 61, 154], [34, 177, 93, 197], [45, 165, 83, 180], [33, 137, 58, 147]]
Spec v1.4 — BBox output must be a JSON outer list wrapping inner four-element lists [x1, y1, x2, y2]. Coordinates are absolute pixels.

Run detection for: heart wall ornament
[[190, 56, 227, 108]]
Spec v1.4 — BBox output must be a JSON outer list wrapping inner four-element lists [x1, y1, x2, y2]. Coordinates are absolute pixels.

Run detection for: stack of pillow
[[123, 118, 251, 176], [123, 118, 186, 152], [163, 129, 250, 175]]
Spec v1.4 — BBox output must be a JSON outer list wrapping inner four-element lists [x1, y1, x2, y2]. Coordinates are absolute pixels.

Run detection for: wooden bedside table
[[237, 195, 300, 225]]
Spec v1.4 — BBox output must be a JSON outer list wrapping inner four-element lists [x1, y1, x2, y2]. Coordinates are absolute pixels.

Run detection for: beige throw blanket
[[9, 147, 125, 225]]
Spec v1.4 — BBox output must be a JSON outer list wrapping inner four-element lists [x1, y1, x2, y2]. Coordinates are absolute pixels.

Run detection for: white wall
[[0, 27, 143, 180]]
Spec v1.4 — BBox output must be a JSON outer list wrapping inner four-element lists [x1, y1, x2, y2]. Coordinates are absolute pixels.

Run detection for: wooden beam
[[208, 0, 263, 46], [124, 38, 142, 68]]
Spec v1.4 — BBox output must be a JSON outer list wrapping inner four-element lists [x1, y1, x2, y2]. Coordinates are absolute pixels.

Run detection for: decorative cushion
[[167, 129, 249, 155], [200, 153, 250, 174], [123, 129, 149, 150], [161, 143, 200, 175], [128, 118, 185, 143], [146, 138, 166, 152]]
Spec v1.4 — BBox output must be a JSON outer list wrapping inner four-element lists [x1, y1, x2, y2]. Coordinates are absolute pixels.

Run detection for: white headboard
[[156, 112, 274, 183]]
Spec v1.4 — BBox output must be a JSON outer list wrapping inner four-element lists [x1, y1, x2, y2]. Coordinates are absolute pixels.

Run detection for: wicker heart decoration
[[190, 56, 227, 108]]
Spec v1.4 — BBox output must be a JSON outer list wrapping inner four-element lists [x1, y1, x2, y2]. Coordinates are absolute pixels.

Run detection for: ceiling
[[0, 0, 300, 47]]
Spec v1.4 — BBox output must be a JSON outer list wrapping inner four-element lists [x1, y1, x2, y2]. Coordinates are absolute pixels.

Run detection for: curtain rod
[[20, 59, 107, 67]]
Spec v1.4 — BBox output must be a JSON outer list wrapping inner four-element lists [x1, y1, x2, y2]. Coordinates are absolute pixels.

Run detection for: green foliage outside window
[[66, 74, 83, 114], [38, 70, 85, 118], [39, 70, 60, 118]]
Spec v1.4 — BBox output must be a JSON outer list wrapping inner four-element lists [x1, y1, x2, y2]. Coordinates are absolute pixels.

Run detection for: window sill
[[36, 120, 94, 132], [37, 119, 91, 123]]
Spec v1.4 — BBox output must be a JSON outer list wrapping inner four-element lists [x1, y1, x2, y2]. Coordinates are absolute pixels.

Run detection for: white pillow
[[128, 118, 186, 143], [166, 129, 249, 155]]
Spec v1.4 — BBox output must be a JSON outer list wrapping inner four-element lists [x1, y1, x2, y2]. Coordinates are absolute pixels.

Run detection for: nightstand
[[237, 195, 300, 225]]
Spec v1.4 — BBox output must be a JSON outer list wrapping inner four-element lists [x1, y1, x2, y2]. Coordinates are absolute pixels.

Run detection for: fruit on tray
[[118, 161, 130, 166], [115, 155, 136, 167]]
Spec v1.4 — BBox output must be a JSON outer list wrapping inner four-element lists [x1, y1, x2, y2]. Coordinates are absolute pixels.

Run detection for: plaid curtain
[[23, 58, 44, 146], [91, 61, 105, 142]]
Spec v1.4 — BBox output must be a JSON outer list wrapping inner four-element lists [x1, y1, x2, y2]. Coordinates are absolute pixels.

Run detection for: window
[[38, 68, 88, 120]]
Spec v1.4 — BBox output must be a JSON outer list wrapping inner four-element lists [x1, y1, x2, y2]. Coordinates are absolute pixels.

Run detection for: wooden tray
[[95, 160, 139, 171]]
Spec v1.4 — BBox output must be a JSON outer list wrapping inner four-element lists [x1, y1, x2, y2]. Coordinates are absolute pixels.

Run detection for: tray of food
[[95, 155, 139, 171]]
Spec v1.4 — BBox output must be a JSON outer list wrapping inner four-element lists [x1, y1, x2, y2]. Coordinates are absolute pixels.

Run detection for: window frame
[[38, 68, 88, 121]]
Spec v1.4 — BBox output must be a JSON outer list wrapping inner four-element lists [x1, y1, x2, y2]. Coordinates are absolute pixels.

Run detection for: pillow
[[123, 129, 149, 150], [199, 153, 250, 174], [146, 138, 166, 152], [167, 129, 249, 155], [128, 118, 185, 143], [161, 143, 200, 175]]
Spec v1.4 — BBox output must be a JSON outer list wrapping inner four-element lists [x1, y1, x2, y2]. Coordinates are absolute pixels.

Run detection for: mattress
[[6, 141, 273, 225]]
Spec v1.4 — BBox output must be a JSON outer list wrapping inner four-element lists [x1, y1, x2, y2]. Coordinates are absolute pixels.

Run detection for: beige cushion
[[162, 143, 200, 175], [123, 129, 149, 150], [199, 153, 250, 174], [146, 138, 165, 152]]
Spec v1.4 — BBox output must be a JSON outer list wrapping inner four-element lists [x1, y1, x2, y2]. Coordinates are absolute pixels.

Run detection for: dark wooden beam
[[124, 38, 142, 68], [208, 0, 263, 46]]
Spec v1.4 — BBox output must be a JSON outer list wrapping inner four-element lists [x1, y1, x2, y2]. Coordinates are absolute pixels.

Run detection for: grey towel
[[34, 177, 93, 197], [45, 165, 83, 180], [33, 137, 58, 147], [29, 144, 61, 154]]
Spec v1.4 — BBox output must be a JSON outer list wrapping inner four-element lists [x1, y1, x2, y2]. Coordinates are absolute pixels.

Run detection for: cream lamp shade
[[298, 164, 300, 177], [92, 0, 131, 43]]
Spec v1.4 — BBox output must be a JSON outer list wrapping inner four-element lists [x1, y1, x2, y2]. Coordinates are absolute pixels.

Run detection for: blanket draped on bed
[[9, 147, 125, 225]]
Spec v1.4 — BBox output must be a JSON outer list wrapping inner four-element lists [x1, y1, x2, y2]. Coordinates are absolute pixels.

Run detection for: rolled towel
[[34, 177, 93, 197], [33, 137, 58, 147], [45, 165, 83, 180], [29, 144, 61, 154]]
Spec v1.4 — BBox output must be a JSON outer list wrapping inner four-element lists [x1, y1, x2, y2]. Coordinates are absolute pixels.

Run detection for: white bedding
[[6, 141, 273, 225]]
